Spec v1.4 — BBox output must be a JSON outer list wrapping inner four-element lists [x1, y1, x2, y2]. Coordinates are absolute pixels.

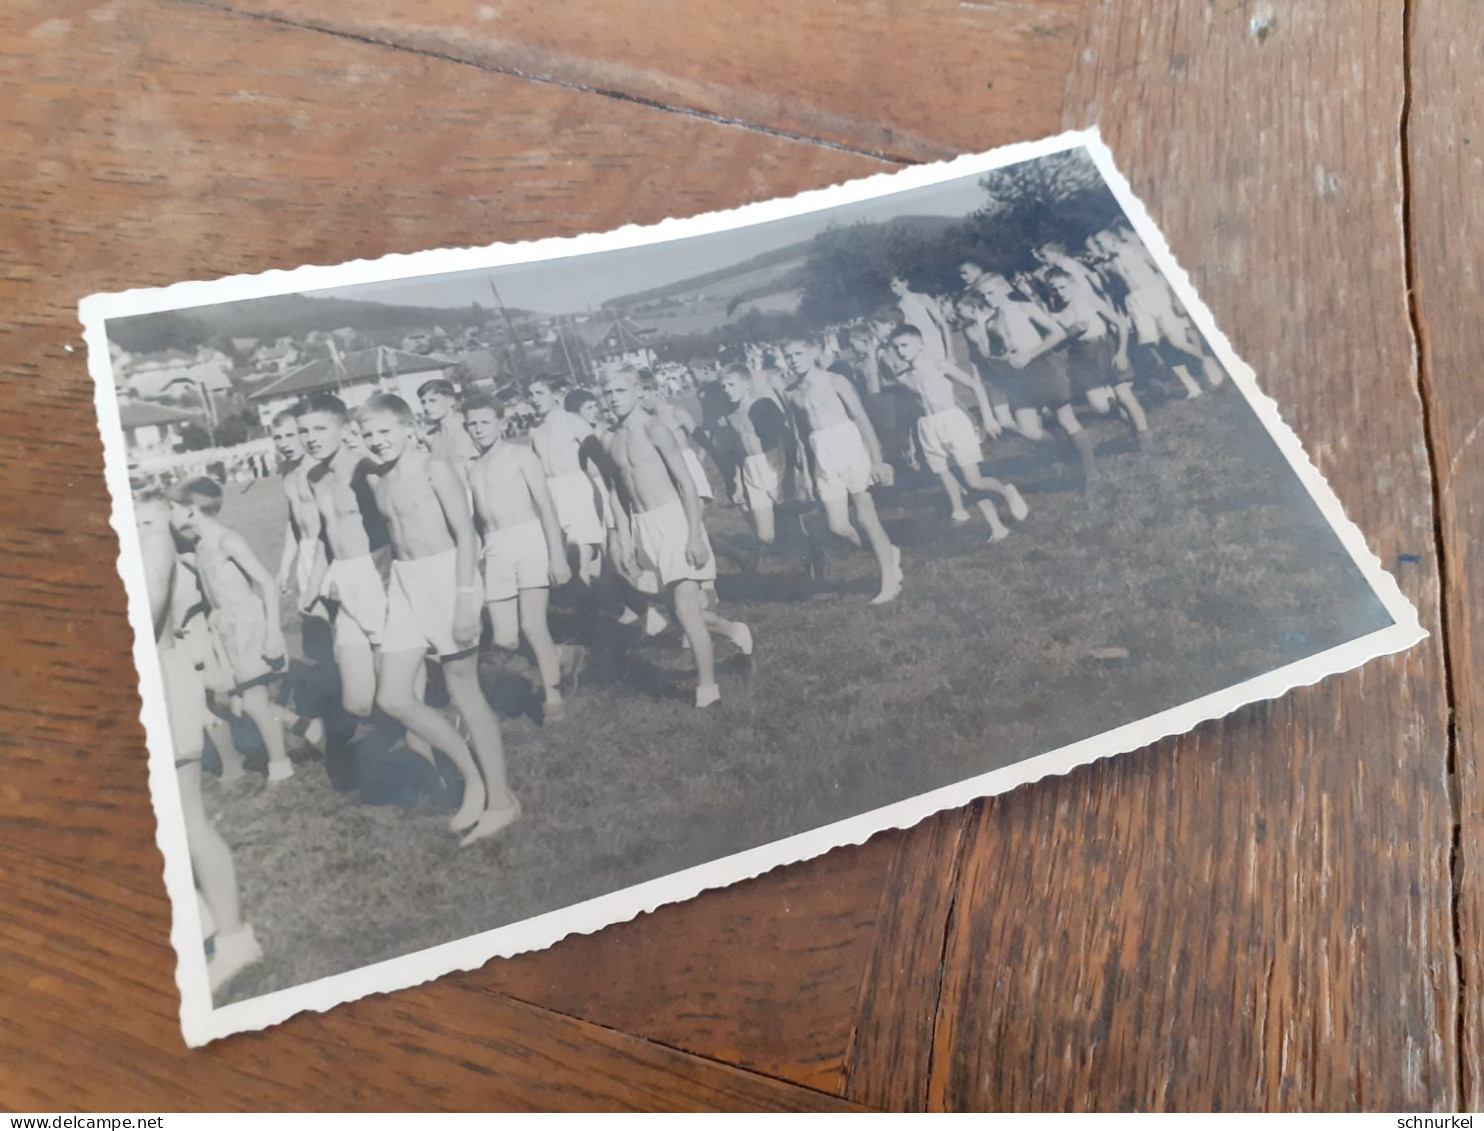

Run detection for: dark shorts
[[1062, 336, 1117, 398], [1005, 353, 1073, 411]]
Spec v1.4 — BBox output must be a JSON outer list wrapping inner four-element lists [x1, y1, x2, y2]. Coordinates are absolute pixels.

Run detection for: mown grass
[[203, 384, 1391, 1004]]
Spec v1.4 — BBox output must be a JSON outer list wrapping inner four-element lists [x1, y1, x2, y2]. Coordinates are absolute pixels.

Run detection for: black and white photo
[[81, 130, 1423, 1045]]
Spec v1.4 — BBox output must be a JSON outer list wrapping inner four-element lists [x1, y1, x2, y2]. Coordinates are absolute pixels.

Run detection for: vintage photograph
[[83, 132, 1421, 1043]]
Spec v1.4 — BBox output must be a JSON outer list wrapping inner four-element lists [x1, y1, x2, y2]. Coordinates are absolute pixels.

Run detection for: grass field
[[193, 384, 1392, 1005]]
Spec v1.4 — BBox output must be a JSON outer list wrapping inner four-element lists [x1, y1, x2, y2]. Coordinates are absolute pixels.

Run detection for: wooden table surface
[[2, 0, 1479, 1112]]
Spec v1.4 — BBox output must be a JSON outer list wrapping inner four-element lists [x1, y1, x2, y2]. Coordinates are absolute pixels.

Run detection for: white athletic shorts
[[1125, 281, 1186, 345], [632, 498, 716, 589], [383, 548, 469, 659], [809, 420, 873, 501], [682, 447, 714, 502], [483, 519, 550, 603], [160, 642, 211, 762], [320, 552, 387, 650], [546, 471, 605, 547], [741, 452, 781, 509], [916, 407, 983, 474]]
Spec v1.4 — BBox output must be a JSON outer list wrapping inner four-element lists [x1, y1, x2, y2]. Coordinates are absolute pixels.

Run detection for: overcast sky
[[310, 171, 993, 315]]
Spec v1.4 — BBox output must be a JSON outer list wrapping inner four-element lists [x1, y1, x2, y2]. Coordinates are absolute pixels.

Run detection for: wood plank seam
[[172, 0, 924, 166], [1399, 0, 1467, 1111], [473, 985, 880, 1111]]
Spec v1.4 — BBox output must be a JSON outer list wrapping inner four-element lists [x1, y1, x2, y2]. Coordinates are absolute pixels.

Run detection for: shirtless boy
[[139, 487, 261, 992], [419, 378, 480, 477], [779, 337, 902, 605], [600, 367, 753, 709], [462, 394, 585, 721], [270, 409, 325, 613], [168, 477, 295, 783], [298, 393, 386, 726], [357, 394, 519, 844], [889, 326, 1028, 542], [888, 276, 954, 363], [639, 371, 714, 505], [527, 375, 607, 585], [1045, 270, 1149, 440]]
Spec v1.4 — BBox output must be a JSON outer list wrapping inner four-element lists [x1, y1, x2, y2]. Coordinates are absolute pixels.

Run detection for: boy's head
[[564, 388, 602, 427], [417, 378, 459, 424], [271, 409, 305, 461], [295, 393, 350, 461], [719, 363, 752, 407], [888, 274, 911, 297], [889, 324, 925, 363], [1045, 271, 1077, 304], [638, 370, 660, 410], [167, 476, 223, 539], [779, 336, 820, 377], [355, 394, 418, 464], [460, 393, 503, 452], [600, 366, 642, 419], [953, 289, 991, 317], [525, 375, 560, 416], [868, 306, 902, 337], [957, 258, 987, 287]]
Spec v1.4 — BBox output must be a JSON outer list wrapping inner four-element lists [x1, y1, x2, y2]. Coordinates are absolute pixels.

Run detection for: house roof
[[118, 400, 200, 429], [560, 317, 654, 353], [249, 347, 457, 401]]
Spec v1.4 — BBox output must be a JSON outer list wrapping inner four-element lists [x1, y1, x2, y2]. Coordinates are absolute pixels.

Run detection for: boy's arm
[[275, 518, 296, 593], [939, 360, 1000, 437], [832, 373, 885, 472], [428, 458, 482, 645], [646, 418, 710, 569], [222, 530, 285, 660], [1020, 306, 1067, 362], [520, 448, 572, 586]]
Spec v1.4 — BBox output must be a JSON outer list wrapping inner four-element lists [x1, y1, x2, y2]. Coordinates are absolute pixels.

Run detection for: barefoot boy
[[462, 394, 585, 721], [527, 375, 607, 585], [139, 487, 261, 992], [600, 366, 752, 709], [299, 393, 387, 727], [357, 394, 521, 845], [167, 477, 295, 783], [888, 325, 1029, 542], [778, 336, 902, 604]]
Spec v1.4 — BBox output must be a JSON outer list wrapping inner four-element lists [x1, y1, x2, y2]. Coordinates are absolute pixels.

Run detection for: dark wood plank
[[0, 852, 864, 1111], [1406, 0, 1484, 1108], [928, 1, 1456, 1110], [185, 0, 1086, 162], [0, 0, 901, 1102]]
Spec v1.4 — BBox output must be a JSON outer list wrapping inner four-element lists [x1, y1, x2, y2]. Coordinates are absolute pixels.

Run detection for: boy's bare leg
[[935, 469, 971, 523], [335, 636, 377, 720], [670, 579, 719, 705], [1114, 381, 1150, 435], [821, 495, 863, 549], [851, 491, 902, 605], [205, 715, 246, 782], [239, 685, 293, 782], [376, 648, 486, 832], [1172, 362, 1203, 398], [578, 544, 601, 585], [516, 587, 565, 705], [441, 653, 517, 814], [180, 761, 262, 990], [959, 465, 1029, 527], [753, 501, 776, 545], [1014, 408, 1047, 441], [1055, 404, 1098, 490]]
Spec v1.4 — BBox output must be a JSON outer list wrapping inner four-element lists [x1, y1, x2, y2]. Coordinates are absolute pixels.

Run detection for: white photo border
[[80, 127, 1426, 1046]]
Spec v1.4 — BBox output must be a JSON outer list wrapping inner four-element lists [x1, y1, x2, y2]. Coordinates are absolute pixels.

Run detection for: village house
[[247, 346, 459, 425]]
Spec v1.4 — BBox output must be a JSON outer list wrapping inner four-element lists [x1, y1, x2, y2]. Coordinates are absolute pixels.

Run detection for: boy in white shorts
[[463, 394, 585, 721], [640, 370, 715, 504], [779, 337, 902, 605], [526, 375, 606, 585], [358, 394, 519, 846], [889, 325, 1029, 542], [601, 367, 752, 709]]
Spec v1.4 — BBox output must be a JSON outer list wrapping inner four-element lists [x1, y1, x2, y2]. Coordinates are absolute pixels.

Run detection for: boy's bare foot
[[449, 780, 488, 833], [208, 924, 263, 993], [950, 509, 972, 524], [267, 760, 295, 783], [561, 644, 588, 697], [987, 525, 1010, 544], [728, 622, 754, 656], [1004, 484, 1030, 522], [459, 796, 522, 847], [695, 683, 721, 709]]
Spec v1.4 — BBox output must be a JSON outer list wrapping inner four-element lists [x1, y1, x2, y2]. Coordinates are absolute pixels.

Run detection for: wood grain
[[928, 1, 1456, 1110], [1406, 0, 1484, 1108], [0, 0, 1467, 1112], [179, 0, 1086, 162]]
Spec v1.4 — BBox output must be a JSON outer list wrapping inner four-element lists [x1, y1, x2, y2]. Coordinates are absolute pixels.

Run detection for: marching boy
[[461, 394, 586, 721], [356, 394, 521, 846], [888, 325, 1029, 542], [600, 366, 753, 709], [167, 477, 295, 783]]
